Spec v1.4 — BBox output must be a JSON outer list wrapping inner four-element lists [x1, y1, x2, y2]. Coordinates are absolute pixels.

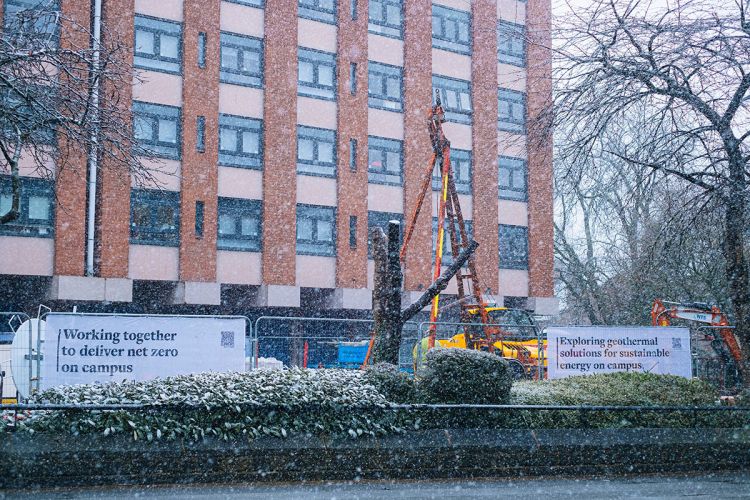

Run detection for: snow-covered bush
[[363, 363, 416, 403], [15, 369, 411, 441], [510, 372, 718, 406], [417, 348, 512, 404]]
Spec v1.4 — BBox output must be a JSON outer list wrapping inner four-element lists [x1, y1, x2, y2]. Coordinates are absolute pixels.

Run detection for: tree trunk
[[723, 153, 750, 386], [371, 222, 403, 365]]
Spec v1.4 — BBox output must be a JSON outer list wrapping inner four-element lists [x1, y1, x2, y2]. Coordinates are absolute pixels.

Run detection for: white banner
[[41, 314, 246, 389], [546, 326, 692, 379]]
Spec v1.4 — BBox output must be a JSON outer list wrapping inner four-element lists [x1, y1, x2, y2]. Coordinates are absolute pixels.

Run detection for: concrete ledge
[[254, 285, 300, 308], [529, 296, 560, 316], [327, 288, 371, 310], [173, 281, 221, 306], [1, 428, 748, 489], [48, 276, 105, 302], [104, 278, 133, 303]]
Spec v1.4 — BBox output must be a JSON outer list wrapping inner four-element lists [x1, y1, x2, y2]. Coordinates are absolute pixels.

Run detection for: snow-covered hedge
[[14, 369, 411, 442], [417, 348, 513, 404], [363, 363, 416, 403], [510, 372, 718, 406]]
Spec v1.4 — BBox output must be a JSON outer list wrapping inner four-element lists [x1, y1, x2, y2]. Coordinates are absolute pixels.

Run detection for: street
[[3, 471, 750, 499]]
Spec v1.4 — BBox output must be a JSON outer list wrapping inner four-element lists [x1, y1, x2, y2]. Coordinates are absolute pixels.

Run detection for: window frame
[[367, 135, 403, 186], [224, 0, 264, 7], [132, 101, 182, 160], [130, 189, 180, 247], [498, 88, 526, 133], [497, 20, 526, 67], [432, 217, 473, 266], [296, 204, 336, 257], [298, 47, 337, 101], [431, 5, 471, 55], [433, 75, 472, 125], [297, 125, 337, 178], [432, 148, 471, 195], [219, 31, 264, 88], [299, 0, 337, 24], [218, 114, 263, 169], [499, 224, 528, 270], [498, 155, 527, 201], [134, 15, 182, 75], [0, 175, 54, 238], [368, 61, 403, 112], [368, 0, 403, 39], [217, 197, 262, 252]]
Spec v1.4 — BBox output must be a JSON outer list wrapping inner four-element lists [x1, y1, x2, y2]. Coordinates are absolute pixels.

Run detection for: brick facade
[[335, 0, 369, 289], [402, 0, 434, 292], [96, 0, 133, 278], [261, 0, 298, 286], [471, 0, 500, 295], [179, 0, 220, 282], [526, 0, 555, 298]]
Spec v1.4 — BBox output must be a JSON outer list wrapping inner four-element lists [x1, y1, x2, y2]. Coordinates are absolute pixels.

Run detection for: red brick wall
[[179, 0, 220, 282], [262, 0, 298, 286], [526, 0, 554, 297], [471, 0, 500, 295], [335, 0, 369, 289], [96, 0, 133, 278], [402, 0, 433, 292], [53, 0, 91, 276]]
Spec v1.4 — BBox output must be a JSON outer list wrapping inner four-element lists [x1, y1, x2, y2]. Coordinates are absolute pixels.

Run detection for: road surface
[[3, 471, 750, 499]]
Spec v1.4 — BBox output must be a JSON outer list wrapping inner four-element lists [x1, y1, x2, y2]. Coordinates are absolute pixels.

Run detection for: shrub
[[417, 348, 512, 405], [510, 372, 719, 406], [14, 369, 411, 442], [363, 363, 416, 403]]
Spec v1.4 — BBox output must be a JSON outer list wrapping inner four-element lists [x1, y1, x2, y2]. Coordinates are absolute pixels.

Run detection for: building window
[[1, 87, 55, 145], [497, 21, 525, 67], [4, 0, 59, 37], [368, 0, 402, 39], [219, 114, 262, 169], [349, 215, 357, 248], [297, 204, 336, 256], [349, 138, 358, 172], [433, 149, 471, 195], [130, 189, 180, 247], [196, 116, 205, 152], [368, 61, 403, 111], [349, 62, 357, 95], [499, 224, 528, 270], [134, 15, 182, 74], [367, 211, 402, 258], [197, 32, 206, 68], [132, 101, 181, 160], [195, 200, 204, 237], [432, 5, 471, 55], [498, 88, 526, 133], [218, 197, 262, 251], [224, 0, 264, 6], [0, 176, 54, 238], [298, 48, 336, 100], [433, 76, 471, 124], [220, 32, 263, 88], [433, 217, 472, 266], [350, 0, 358, 20], [499, 156, 527, 201], [299, 0, 336, 24], [297, 126, 336, 177], [368, 136, 402, 185]]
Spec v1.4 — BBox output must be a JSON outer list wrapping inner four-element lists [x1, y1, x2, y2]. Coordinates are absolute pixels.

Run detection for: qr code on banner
[[221, 331, 235, 348], [672, 337, 683, 350]]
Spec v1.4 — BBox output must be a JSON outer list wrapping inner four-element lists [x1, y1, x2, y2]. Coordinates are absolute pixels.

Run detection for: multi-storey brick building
[[0, 0, 557, 318]]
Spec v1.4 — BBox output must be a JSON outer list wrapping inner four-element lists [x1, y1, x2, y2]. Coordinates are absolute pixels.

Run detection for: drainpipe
[[86, 0, 102, 277]]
